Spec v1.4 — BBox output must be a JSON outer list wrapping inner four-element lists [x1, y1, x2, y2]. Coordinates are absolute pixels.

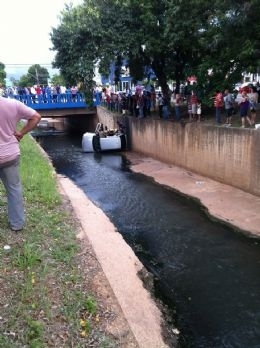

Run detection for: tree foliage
[[188, 0, 260, 102], [50, 2, 102, 102], [50, 74, 66, 86], [0, 62, 7, 86], [50, 0, 260, 103], [18, 65, 50, 87]]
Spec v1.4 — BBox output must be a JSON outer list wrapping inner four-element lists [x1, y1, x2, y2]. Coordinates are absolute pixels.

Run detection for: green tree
[[48, 0, 210, 97], [50, 0, 260, 103], [50, 73, 65, 86], [50, 2, 103, 103], [18, 65, 50, 87], [0, 62, 7, 86]]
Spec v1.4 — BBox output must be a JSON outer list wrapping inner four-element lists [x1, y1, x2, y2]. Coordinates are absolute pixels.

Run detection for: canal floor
[[127, 153, 260, 238]]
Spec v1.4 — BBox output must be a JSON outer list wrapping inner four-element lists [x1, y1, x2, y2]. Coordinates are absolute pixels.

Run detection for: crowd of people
[[100, 85, 184, 120], [184, 83, 259, 127], [100, 86, 156, 118], [100, 82, 259, 128], [0, 84, 82, 104], [1, 81, 259, 127], [210, 85, 259, 128]]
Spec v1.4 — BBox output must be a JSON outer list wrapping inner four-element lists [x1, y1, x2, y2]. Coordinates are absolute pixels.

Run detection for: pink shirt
[[0, 97, 36, 164]]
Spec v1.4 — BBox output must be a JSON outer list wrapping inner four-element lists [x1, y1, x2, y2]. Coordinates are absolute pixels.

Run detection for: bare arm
[[14, 112, 41, 141]]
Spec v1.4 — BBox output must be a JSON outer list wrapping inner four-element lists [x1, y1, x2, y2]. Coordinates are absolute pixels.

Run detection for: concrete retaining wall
[[97, 107, 260, 197]]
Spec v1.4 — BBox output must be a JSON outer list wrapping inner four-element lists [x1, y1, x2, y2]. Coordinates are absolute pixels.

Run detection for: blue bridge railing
[[8, 92, 101, 110]]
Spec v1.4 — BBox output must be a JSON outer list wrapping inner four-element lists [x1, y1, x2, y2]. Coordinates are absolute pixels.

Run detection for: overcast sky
[[1, 0, 82, 77]]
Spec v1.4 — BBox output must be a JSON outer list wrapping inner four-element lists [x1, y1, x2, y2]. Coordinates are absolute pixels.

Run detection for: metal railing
[[7, 92, 101, 110]]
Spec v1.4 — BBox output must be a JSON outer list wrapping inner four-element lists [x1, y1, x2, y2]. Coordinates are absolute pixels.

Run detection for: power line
[[5, 63, 54, 67]]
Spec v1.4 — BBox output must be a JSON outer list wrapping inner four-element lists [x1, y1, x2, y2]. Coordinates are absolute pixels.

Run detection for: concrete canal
[[36, 133, 260, 348]]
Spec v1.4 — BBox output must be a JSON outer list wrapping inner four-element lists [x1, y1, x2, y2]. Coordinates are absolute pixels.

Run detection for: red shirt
[[214, 93, 223, 108], [35, 86, 42, 95]]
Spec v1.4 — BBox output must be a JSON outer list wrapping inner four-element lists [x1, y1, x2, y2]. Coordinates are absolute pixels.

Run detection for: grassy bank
[[0, 135, 120, 347]]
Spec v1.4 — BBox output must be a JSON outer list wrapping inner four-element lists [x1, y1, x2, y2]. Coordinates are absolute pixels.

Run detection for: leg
[[175, 107, 180, 121], [216, 107, 222, 124], [226, 116, 231, 126], [226, 109, 232, 126], [0, 159, 25, 230], [159, 105, 163, 118], [225, 110, 229, 125], [251, 110, 256, 126], [138, 106, 144, 118], [246, 115, 252, 126], [163, 106, 169, 119]]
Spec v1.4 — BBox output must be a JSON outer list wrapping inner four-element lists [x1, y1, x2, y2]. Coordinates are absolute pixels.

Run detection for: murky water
[[37, 134, 260, 348]]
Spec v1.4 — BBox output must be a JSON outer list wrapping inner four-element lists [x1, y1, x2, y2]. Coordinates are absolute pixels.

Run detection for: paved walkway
[[127, 154, 260, 238]]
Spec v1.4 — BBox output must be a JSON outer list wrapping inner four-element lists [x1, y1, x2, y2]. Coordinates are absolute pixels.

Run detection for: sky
[[1, 0, 82, 79]]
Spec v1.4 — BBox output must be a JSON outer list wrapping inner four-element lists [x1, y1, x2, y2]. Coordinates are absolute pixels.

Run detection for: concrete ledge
[[58, 175, 169, 348]]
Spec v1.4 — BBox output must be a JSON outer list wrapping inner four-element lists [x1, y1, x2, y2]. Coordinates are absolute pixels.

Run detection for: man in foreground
[[0, 96, 41, 231]]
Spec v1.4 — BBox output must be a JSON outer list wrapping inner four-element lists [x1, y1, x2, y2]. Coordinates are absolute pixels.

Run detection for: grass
[[0, 134, 117, 347]]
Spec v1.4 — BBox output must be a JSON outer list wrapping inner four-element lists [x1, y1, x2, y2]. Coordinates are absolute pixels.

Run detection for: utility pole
[[35, 68, 40, 85]]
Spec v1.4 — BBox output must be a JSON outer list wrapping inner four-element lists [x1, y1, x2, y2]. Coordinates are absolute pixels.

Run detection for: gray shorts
[[192, 104, 197, 114]]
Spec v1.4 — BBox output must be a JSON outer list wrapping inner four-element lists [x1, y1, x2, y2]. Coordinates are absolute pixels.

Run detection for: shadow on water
[[37, 134, 260, 348]]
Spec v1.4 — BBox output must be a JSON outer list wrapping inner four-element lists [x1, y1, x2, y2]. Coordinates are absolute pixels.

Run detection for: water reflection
[[38, 134, 260, 348]]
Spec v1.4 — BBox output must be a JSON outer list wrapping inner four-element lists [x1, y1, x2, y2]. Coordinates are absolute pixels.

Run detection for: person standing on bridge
[[0, 96, 41, 232]]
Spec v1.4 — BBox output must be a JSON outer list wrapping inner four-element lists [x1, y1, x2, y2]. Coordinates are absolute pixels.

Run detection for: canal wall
[[97, 106, 260, 197]]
